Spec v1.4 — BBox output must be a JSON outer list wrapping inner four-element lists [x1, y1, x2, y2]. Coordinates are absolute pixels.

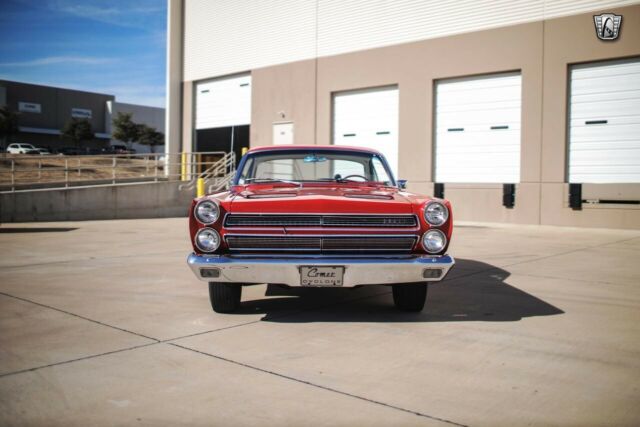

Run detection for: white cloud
[[0, 56, 114, 67], [47, 0, 165, 29]]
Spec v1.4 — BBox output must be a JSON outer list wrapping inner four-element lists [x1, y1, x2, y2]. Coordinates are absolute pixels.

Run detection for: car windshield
[[237, 150, 395, 186]]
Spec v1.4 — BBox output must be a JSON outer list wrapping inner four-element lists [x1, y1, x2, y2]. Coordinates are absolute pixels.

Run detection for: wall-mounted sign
[[593, 13, 622, 41], [71, 108, 92, 119], [71, 108, 91, 119], [18, 102, 41, 113]]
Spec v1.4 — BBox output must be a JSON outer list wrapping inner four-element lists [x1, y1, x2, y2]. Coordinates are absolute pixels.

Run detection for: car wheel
[[208, 282, 242, 313], [392, 283, 428, 312]]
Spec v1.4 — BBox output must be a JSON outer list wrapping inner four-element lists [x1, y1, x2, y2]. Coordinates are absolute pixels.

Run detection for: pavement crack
[[165, 290, 393, 343], [0, 342, 157, 379], [0, 291, 159, 342], [168, 342, 468, 427], [162, 319, 264, 342]]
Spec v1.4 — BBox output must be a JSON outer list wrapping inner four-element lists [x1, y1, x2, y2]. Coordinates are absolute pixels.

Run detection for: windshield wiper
[[244, 178, 302, 187], [311, 177, 375, 184]]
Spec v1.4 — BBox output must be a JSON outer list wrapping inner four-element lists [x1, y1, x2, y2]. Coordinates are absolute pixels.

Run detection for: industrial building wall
[[183, 0, 639, 81], [0, 80, 115, 149], [0, 80, 114, 135], [179, 2, 640, 229], [312, 19, 545, 226]]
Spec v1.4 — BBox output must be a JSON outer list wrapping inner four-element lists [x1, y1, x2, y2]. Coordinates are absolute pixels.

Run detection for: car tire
[[209, 282, 242, 313], [392, 283, 428, 312]]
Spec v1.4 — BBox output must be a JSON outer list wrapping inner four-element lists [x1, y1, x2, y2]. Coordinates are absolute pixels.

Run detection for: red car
[[187, 145, 454, 313]]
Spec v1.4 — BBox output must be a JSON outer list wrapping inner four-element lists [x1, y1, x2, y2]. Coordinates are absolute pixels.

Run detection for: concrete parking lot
[[1, 218, 639, 426]]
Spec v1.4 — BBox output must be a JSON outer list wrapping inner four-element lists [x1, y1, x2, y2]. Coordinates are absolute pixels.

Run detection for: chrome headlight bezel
[[423, 201, 449, 226], [422, 229, 447, 254], [195, 200, 220, 225], [195, 227, 221, 253]]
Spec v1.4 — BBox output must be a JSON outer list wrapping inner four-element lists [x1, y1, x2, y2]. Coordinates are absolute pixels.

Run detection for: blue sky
[[0, 0, 166, 107]]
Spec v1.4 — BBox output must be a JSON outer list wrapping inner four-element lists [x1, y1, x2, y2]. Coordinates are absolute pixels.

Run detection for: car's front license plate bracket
[[300, 266, 344, 286]]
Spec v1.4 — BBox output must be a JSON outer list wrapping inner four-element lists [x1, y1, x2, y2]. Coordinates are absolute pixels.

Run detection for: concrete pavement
[[1, 218, 639, 426]]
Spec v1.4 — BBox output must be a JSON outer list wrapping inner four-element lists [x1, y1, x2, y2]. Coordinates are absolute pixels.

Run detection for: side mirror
[[397, 179, 407, 189]]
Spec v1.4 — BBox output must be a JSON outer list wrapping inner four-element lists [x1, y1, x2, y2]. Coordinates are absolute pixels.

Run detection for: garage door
[[333, 87, 399, 177], [435, 72, 522, 183], [568, 59, 640, 183], [196, 74, 251, 130]]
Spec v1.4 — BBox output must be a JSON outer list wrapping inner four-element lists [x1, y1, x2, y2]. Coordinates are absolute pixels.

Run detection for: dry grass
[[0, 154, 164, 186]]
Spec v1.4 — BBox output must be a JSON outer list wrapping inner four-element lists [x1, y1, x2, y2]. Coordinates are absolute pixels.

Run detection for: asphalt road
[[1, 218, 639, 426]]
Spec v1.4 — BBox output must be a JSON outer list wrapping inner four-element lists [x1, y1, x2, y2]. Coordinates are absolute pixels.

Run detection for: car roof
[[246, 145, 383, 156]]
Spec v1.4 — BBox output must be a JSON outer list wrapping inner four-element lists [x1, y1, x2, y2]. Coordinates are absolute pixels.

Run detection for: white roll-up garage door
[[196, 74, 251, 130], [333, 87, 399, 176], [435, 72, 522, 183], [568, 59, 640, 183]]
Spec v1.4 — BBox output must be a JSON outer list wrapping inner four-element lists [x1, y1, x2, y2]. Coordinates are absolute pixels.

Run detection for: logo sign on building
[[71, 108, 92, 119], [593, 13, 622, 41], [18, 102, 41, 113]]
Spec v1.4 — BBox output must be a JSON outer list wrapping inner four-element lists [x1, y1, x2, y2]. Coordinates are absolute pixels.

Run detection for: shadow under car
[[232, 258, 564, 323]]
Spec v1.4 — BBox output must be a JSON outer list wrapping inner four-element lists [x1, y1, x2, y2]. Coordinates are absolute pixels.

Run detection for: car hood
[[229, 184, 414, 214]]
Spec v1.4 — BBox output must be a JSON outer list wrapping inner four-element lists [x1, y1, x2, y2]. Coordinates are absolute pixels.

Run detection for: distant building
[[0, 80, 164, 153]]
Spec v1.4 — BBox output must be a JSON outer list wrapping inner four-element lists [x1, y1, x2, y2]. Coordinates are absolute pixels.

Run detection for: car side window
[[237, 157, 255, 184], [371, 157, 392, 184]]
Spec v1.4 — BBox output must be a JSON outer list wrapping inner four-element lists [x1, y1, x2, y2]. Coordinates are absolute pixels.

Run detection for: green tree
[[0, 106, 19, 151], [111, 112, 140, 150], [61, 118, 94, 148], [137, 124, 164, 153]]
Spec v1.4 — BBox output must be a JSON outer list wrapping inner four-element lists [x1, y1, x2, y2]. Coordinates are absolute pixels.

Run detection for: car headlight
[[195, 228, 221, 253], [195, 200, 220, 224], [422, 229, 447, 254], [424, 201, 449, 226]]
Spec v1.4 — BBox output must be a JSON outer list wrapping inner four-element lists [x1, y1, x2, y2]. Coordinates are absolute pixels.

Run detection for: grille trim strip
[[225, 234, 418, 252], [224, 214, 418, 228]]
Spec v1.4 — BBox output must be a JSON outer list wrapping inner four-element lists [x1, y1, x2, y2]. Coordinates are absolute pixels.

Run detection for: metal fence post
[[11, 159, 15, 192], [64, 159, 69, 187], [112, 156, 117, 184]]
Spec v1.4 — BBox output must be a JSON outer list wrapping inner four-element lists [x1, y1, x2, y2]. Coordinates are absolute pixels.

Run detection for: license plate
[[300, 266, 344, 286]]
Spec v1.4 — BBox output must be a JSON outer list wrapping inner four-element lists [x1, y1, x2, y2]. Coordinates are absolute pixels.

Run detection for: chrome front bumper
[[187, 253, 455, 287]]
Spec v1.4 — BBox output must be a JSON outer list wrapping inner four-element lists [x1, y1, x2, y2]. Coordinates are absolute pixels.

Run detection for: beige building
[[166, 1, 640, 229]]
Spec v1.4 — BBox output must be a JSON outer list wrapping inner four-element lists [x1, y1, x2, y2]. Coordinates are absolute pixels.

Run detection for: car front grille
[[224, 214, 417, 228], [225, 235, 417, 253], [226, 236, 321, 250]]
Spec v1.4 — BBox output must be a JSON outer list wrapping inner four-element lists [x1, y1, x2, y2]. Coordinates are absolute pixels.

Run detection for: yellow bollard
[[181, 152, 187, 181], [197, 177, 205, 197]]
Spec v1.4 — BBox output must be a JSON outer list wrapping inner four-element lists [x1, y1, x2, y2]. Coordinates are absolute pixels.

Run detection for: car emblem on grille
[[593, 13, 622, 41]]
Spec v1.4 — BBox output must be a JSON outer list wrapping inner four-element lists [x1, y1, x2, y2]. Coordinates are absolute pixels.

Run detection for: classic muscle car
[[187, 145, 454, 313]]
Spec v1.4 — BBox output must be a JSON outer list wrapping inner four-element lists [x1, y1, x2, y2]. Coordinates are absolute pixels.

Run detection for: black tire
[[392, 283, 428, 312], [209, 283, 242, 313]]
